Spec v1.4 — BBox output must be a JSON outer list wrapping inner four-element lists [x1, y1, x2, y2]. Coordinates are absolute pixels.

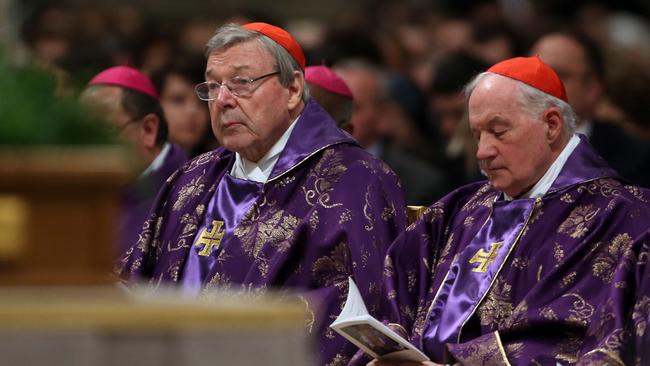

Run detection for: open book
[[330, 277, 430, 362]]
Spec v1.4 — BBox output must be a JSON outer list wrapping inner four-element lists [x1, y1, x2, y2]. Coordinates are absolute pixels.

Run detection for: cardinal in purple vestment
[[115, 22, 407, 366], [365, 57, 650, 366]]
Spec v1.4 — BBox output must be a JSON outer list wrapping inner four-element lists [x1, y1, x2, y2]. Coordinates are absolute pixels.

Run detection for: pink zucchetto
[[305, 65, 353, 100], [88, 66, 159, 100]]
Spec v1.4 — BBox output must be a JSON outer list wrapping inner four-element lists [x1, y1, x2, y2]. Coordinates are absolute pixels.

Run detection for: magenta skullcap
[[305, 65, 353, 100], [88, 66, 159, 100]]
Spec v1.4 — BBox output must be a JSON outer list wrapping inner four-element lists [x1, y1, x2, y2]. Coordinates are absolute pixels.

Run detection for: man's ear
[[287, 70, 304, 111], [140, 113, 159, 149], [543, 107, 564, 144]]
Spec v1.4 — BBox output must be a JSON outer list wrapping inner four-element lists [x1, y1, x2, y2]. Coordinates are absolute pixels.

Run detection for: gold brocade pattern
[[478, 276, 514, 329], [234, 202, 299, 258], [592, 233, 635, 284], [562, 293, 595, 327], [633, 296, 650, 337], [363, 187, 374, 231], [172, 175, 206, 211], [553, 243, 565, 264], [311, 242, 351, 289], [168, 204, 205, 252], [540, 306, 558, 320], [555, 334, 582, 363], [464, 216, 475, 227], [461, 184, 497, 212], [338, 209, 352, 224], [302, 149, 346, 209], [576, 178, 624, 198], [407, 270, 417, 293], [504, 300, 529, 330], [560, 271, 577, 288], [558, 204, 600, 238], [449, 332, 509, 366], [203, 272, 232, 291], [309, 210, 319, 231], [381, 203, 396, 221], [324, 353, 349, 366], [624, 185, 647, 202], [424, 202, 445, 223], [511, 257, 529, 270], [561, 193, 575, 203], [412, 298, 428, 338]]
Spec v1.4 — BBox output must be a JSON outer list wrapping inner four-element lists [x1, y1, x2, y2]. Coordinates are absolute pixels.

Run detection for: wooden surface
[[0, 147, 132, 285]]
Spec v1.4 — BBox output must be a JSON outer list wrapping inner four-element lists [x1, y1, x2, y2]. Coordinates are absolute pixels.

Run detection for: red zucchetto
[[88, 66, 159, 100], [487, 56, 568, 102], [243, 22, 306, 70]]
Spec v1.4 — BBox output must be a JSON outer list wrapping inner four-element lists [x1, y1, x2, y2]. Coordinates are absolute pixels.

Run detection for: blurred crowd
[[9, 0, 650, 202]]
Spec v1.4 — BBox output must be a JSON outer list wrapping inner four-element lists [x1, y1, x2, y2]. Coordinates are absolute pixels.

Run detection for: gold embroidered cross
[[195, 220, 225, 256], [469, 241, 503, 272]]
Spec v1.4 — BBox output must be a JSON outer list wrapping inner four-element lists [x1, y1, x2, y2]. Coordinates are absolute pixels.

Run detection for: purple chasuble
[[116, 98, 408, 366], [373, 135, 650, 365]]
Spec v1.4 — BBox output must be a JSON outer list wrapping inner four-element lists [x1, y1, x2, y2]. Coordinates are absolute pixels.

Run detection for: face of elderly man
[[205, 40, 302, 162], [469, 75, 564, 197]]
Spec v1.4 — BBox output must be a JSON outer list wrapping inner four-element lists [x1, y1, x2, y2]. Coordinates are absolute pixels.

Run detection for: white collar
[[575, 120, 593, 138], [505, 134, 580, 200], [230, 116, 299, 183], [141, 143, 170, 177]]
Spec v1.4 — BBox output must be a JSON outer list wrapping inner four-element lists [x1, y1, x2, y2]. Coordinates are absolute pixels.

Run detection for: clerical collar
[[230, 116, 299, 183], [141, 143, 170, 178], [504, 134, 580, 201]]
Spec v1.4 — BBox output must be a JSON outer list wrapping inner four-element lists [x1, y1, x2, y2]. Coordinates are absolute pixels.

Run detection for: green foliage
[[0, 56, 118, 146]]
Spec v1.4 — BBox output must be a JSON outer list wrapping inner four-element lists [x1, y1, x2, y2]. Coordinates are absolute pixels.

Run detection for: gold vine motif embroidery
[[558, 204, 600, 238], [173, 175, 206, 211]]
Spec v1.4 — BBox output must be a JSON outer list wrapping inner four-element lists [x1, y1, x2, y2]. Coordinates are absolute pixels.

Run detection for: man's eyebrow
[[486, 116, 510, 127], [205, 65, 251, 79]]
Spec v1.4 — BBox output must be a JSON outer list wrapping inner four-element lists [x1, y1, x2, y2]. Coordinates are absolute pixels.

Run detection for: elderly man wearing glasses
[[116, 22, 407, 366]]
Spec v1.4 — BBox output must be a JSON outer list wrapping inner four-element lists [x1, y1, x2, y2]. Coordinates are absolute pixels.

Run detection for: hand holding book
[[330, 277, 430, 362]]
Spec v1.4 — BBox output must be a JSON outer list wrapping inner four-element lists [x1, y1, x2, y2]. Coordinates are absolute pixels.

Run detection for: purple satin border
[[181, 173, 262, 294], [422, 198, 536, 360]]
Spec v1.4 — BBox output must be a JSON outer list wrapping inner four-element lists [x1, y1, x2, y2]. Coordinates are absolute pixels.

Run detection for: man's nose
[[214, 85, 236, 108], [476, 136, 496, 160]]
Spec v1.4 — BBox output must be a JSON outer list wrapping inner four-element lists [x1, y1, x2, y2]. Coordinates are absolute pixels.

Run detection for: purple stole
[[422, 196, 537, 360], [181, 172, 262, 294]]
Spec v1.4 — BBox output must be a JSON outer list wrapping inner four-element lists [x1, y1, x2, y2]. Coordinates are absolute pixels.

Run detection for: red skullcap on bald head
[[242, 22, 306, 70], [88, 66, 158, 100], [487, 56, 568, 102]]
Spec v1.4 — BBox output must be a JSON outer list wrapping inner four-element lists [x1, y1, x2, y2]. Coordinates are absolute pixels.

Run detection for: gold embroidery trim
[[582, 348, 625, 366], [494, 331, 512, 366], [266, 142, 346, 184]]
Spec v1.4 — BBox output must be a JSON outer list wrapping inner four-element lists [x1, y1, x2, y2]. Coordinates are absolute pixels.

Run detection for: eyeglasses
[[195, 71, 280, 100]]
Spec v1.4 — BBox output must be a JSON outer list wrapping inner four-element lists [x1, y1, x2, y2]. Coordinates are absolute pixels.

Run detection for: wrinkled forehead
[[205, 40, 274, 77]]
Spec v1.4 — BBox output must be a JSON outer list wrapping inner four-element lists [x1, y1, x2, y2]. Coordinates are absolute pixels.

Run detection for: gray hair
[[204, 23, 309, 102], [464, 72, 577, 134]]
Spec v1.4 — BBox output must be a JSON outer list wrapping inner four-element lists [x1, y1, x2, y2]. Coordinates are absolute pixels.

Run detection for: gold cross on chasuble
[[469, 241, 503, 272], [195, 220, 225, 256]]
